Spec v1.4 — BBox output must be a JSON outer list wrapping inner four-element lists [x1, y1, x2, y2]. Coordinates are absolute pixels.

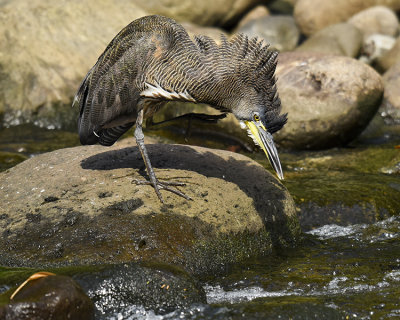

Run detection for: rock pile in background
[[1, 0, 399, 147]]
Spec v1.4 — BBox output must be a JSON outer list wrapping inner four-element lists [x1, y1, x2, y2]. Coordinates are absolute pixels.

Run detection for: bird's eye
[[253, 114, 260, 122]]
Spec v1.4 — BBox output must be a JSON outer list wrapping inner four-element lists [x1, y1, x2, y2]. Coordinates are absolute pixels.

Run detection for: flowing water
[[1, 123, 399, 319], [76, 216, 399, 320]]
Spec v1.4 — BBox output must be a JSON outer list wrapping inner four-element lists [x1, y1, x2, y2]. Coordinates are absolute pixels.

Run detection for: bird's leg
[[134, 109, 192, 203]]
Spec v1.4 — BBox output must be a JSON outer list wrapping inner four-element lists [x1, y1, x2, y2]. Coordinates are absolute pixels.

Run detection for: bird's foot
[[132, 178, 192, 203]]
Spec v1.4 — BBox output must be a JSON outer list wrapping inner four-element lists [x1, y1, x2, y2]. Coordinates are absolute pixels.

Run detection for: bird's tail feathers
[[97, 123, 134, 146]]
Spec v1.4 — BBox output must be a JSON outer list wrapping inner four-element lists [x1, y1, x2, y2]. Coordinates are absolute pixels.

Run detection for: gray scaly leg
[[134, 109, 192, 203]]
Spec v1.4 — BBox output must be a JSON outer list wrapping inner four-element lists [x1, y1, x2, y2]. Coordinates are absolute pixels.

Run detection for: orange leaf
[[10, 271, 55, 300]]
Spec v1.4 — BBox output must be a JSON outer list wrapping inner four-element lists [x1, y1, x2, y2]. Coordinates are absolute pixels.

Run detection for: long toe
[[132, 178, 191, 201], [158, 182, 192, 201]]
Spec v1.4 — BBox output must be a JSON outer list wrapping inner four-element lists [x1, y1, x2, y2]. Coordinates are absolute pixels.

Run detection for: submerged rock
[[0, 274, 94, 320], [281, 144, 400, 230], [0, 138, 300, 274], [274, 52, 383, 150]]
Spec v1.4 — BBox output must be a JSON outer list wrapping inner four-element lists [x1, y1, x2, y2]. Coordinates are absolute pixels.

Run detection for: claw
[[133, 178, 192, 202]]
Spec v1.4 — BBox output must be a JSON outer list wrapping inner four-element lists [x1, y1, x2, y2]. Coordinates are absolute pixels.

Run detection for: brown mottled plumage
[[74, 15, 287, 202]]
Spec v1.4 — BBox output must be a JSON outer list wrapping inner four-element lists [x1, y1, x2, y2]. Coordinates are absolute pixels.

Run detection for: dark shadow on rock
[[80, 144, 296, 247]]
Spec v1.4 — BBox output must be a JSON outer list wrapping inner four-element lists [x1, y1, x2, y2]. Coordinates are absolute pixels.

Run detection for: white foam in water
[[102, 305, 163, 320], [326, 277, 348, 290], [306, 224, 366, 239], [306, 216, 400, 241], [384, 270, 400, 282], [204, 285, 300, 304]]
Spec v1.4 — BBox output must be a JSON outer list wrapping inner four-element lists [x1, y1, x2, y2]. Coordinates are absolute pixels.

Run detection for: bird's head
[[231, 89, 287, 180], [213, 35, 287, 180], [186, 33, 288, 179]]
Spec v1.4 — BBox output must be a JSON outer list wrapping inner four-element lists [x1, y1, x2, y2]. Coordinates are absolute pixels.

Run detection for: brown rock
[[134, 0, 260, 27], [0, 0, 259, 127], [348, 6, 399, 38], [0, 0, 147, 127], [274, 52, 384, 149], [0, 275, 94, 320], [381, 62, 400, 123], [295, 23, 362, 57], [0, 139, 300, 273], [237, 15, 300, 51], [375, 37, 400, 72], [181, 22, 228, 44], [235, 5, 270, 30], [359, 34, 396, 64], [294, 0, 400, 36]]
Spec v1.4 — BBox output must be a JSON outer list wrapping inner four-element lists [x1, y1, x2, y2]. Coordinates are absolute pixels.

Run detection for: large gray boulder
[[274, 52, 383, 149], [0, 138, 300, 274]]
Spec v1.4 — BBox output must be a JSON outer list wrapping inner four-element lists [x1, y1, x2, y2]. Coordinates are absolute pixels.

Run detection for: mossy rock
[[277, 143, 400, 230], [0, 138, 300, 275]]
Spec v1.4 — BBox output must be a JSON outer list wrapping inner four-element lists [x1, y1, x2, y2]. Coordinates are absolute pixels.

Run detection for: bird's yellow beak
[[244, 120, 284, 180]]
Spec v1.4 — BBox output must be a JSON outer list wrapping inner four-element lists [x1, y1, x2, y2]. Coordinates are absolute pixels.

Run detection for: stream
[[0, 122, 399, 319]]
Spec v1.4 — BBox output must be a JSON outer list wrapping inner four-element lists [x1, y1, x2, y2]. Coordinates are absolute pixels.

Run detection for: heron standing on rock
[[74, 15, 287, 203]]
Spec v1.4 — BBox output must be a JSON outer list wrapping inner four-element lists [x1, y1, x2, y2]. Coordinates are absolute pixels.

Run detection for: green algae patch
[[282, 143, 400, 174], [249, 143, 400, 230]]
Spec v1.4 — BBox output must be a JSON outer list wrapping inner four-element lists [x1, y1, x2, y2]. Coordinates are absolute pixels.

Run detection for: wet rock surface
[[75, 263, 206, 316], [0, 274, 94, 320], [280, 141, 400, 231], [274, 52, 383, 149], [0, 138, 300, 273]]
